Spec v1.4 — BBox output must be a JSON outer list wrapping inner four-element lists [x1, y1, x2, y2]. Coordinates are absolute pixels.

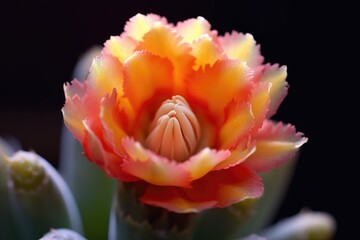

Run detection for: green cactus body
[[2, 150, 83, 239]]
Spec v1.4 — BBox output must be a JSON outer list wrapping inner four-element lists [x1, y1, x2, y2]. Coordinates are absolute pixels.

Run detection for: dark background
[[1, 1, 354, 239]]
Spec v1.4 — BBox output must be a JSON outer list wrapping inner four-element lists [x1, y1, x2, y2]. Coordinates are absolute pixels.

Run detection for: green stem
[[109, 182, 196, 240]]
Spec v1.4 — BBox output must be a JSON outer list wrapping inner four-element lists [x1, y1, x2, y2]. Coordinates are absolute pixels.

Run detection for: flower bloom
[[63, 14, 307, 213]]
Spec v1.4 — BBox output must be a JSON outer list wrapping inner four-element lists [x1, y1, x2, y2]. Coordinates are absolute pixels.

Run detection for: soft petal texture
[[123, 51, 174, 111], [82, 121, 137, 181], [121, 138, 231, 187], [103, 36, 137, 64], [219, 101, 254, 149], [243, 120, 307, 172], [62, 14, 306, 213], [176, 17, 213, 43], [100, 90, 131, 153], [140, 165, 263, 213], [138, 22, 195, 91], [124, 13, 167, 41], [191, 34, 223, 70], [261, 64, 288, 117], [187, 59, 252, 119], [88, 54, 124, 98], [121, 138, 190, 187], [219, 32, 264, 67]]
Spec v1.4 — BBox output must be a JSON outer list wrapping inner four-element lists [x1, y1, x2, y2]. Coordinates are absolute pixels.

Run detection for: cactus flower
[[62, 13, 307, 213]]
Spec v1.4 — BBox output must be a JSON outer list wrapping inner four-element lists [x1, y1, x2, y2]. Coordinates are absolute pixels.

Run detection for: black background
[[1, 1, 355, 239]]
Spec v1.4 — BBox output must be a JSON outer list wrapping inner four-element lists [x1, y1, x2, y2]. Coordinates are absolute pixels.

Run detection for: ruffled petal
[[103, 35, 137, 64], [219, 32, 264, 67], [261, 64, 288, 117], [100, 90, 135, 154], [62, 80, 99, 141], [124, 13, 167, 41], [243, 120, 307, 172], [88, 54, 124, 98], [138, 22, 195, 91], [82, 122, 137, 181], [191, 34, 223, 70], [123, 51, 174, 111], [187, 59, 252, 120], [121, 138, 191, 187], [176, 16, 213, 43], [140, 165, 263, 213]]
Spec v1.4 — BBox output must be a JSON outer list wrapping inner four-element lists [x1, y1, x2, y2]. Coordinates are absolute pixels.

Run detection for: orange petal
[[219, 32, 264, 67], [261, 64, 288, 117], [249, 82, 271, 132], [187, 59, 252, 120], [243, 120, 307, 172], [214, 144, 256, 170], [124, 13, 167, 41], [103, 35, 137, 64], [183, 148, 231, 181], [62, 80, 99, 141], [138, 23, 195, 91], [82, 122, 138, 181], [88, 54, 124, 98], [140, 165, 263, 213], [100, 90, 135, 154], [123, 51, 174, 111], [176, 16, 213, 43], [191, 34, 223, 70], [219, 101, 254, 149], [121, 138, 191, 187]]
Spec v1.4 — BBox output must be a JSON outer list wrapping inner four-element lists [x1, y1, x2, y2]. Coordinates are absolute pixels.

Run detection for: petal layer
[[121, 138, 231, 187], [176, 17, 213, 43], [243, 120, 307, 172], [123, 51, 174, 111], [219, 32, 264, 67], [124, 13, 167, 41], [187, 59, 252, 120], [140, 165, 263, 213], [261, 64, 288, 117], [138, 23, 195, 91]]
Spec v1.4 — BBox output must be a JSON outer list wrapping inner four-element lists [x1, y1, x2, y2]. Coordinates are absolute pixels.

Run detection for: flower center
[[146, 95, 200, 162]]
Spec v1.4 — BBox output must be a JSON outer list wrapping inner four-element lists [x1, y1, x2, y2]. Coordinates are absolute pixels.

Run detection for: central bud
[[146, 95, 200, 162]]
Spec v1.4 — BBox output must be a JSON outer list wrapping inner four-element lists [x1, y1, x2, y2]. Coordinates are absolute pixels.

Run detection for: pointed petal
[[261, 64, 288, 117], [100, 90, 135, 154], [220, 101, 254, 149], [183, 148, 231, 181], [124, 13, 167, 41], [121, 138, 190, 187], [243, 120, 307, 172], [249, 82, 271, 132], [219, 32, 264, 67], [82, 122, 137, 181], [123, 51, 174, 111], [62, 80, 98, 141], [187, 59, 252, 120], [176, 16, 213, 43], [214, 144, 256, 170], [141, 165, 263, 213], [103, 36, 137, 64], [138, 23, 195, 91], [88, 54, 124, 98], [191, 34, 223, 70]]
